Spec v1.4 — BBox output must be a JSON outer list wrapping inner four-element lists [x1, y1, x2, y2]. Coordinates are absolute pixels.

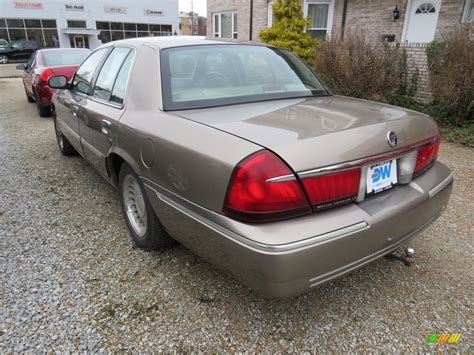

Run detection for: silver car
[[48, 37, 453, 298]]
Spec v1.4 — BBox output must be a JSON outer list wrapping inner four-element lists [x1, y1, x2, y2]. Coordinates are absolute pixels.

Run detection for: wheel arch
[[106, 147, 142, 188]]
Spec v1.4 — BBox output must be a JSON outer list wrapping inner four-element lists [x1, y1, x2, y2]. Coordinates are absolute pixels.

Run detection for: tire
[[53, 109, 76, 156], [0, 55, 8, 64], [25, 88, 35, 103], [119, 163, 175, 250], [36, 96, 51, 117]]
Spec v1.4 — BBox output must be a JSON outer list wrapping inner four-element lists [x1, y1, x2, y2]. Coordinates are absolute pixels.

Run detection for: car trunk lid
[[172, 95, 439, 172]]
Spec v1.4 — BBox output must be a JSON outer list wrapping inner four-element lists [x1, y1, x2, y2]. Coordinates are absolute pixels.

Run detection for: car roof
[[105, 36, 266, 49], [38, 48, 90, 52]]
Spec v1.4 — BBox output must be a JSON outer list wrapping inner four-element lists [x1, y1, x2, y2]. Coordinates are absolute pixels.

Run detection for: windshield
[[42, 49, 90, 66], [160, 45, 329, 110]]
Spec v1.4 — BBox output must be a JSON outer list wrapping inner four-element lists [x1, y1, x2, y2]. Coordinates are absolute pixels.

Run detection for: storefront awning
[[62, 28, 101, 35]]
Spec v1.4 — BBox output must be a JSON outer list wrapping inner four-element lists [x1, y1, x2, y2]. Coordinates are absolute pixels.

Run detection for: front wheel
[[119, 163, 175, 250], [0, 55, 9, 64]]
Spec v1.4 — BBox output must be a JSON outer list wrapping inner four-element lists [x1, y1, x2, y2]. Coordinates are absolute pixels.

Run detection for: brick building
[[207, 0, 473, 43]]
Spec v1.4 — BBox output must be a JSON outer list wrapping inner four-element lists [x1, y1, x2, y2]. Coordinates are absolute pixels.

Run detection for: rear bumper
[[144, 162, 453, 298]]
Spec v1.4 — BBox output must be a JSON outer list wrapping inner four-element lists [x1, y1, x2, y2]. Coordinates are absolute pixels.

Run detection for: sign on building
[[144, 9, 164, 16], [14, 1, 43, 9], [104, 5, 127, 14], [65, 3, 85, 11]]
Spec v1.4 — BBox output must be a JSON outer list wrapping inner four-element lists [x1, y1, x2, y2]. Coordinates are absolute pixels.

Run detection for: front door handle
[[100, 119, 111, 135]]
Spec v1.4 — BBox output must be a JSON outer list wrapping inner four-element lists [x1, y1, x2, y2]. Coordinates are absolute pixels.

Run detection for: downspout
[[341, 0, 348, 39], [249, 0, 254, 41]]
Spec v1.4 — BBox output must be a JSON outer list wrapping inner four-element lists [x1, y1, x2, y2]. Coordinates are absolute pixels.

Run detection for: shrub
[[313, 32, 403, 103], [259, 0, 316, 63], [427, 26, 474, 125]]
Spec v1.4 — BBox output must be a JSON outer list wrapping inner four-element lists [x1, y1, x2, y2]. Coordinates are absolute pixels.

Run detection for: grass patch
[[390, 96, 473, 147]]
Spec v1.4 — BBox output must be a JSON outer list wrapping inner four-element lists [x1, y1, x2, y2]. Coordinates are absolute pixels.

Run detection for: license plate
[[366, 159, 398, 194]]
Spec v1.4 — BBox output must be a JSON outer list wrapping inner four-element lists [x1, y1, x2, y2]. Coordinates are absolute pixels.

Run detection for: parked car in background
[[0, 40, 38, 64], [48, 37, 453, 298], [0, 39, 8, 48], [17, 48, 90, 116]]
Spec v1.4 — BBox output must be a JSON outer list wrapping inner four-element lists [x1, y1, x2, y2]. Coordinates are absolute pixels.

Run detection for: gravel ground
[[1, 78, 472, 352]]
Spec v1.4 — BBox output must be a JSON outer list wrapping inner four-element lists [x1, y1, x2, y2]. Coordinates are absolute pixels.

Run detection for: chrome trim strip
[[141, 177, 368, 253], [298, 136, 439, 178], [265, 174, 297, 183], [429, 173, 453, 198]]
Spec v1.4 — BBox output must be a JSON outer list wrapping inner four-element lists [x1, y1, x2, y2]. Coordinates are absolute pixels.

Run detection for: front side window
[[213, 12, 237, 39], [93, 47, 131, 101], [72, 48, 107, 95], [161, 45, 329, 110], [307, 2, 331, 39]]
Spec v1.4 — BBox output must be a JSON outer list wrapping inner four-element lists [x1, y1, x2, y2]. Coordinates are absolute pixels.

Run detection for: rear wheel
[[35, 96, 51, 117], [53, 109, 76, 156], [0, 55, 8, 64], [119, 163, 175, 250]]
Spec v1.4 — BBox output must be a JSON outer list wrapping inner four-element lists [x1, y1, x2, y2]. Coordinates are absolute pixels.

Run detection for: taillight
[[300, 168, 361, 210], [223, 150, 311, 222], [414, 138, 440, 176], [38, 68, 54, 83]]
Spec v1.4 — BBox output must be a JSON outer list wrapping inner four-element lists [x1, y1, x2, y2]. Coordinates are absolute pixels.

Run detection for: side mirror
[[48, 75, 68, 89], [16, 64, 26, 70]]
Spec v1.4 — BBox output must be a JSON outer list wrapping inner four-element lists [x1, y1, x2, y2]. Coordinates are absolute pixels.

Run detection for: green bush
[[426, 26, 474, 125], [259, 0, 316, 63]]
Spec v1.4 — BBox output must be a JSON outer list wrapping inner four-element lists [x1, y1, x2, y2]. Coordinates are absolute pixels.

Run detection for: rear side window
[[110, 52, 133, 105], [93, 47, 131, 101], [72, 48, 107, 95]]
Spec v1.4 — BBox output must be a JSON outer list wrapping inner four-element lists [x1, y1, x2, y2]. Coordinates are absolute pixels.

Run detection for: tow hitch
[[386, 247, 415, 266]]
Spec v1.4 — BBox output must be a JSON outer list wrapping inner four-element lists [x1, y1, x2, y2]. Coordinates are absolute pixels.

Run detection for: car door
[[55, 48, 109, 155], [79, 47, 134, 178], [23, 52, 37, 96]]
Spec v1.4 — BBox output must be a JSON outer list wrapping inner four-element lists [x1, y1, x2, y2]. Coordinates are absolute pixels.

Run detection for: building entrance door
[[73, 35, 85, 48]]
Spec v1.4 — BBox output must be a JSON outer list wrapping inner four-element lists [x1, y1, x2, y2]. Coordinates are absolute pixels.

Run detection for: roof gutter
[[341, 0, 348, 39], [249, 0, 254, 41]]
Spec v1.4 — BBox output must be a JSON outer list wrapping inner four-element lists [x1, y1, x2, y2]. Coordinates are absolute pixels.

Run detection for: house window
[[213, 12, 237, 39], [415, 3, 436, 14], [305, 1, 334, 39], [67, 20, 86, 28], [462, 0, 474, 22]]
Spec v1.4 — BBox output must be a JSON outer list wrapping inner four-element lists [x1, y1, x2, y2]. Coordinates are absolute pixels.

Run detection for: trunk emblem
[[387, 131, 398, 147]]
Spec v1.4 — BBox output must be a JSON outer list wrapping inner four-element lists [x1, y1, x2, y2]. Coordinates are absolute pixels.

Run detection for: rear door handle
[[100, 119, 111, 135], [71, 105, 79, 116]]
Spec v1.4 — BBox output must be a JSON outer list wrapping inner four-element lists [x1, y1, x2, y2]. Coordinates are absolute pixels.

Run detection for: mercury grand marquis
[[48, 37, 453, 298]]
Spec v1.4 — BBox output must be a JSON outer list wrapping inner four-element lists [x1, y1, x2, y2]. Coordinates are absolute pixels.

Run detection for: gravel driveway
[[1, 78, 472, 352]]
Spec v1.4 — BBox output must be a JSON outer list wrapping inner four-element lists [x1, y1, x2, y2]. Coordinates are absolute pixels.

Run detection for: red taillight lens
[[414, 138, 440, 175], [39, 68, 54, 83], [223, 150, 311, 222], [300, 168, 361, 210]]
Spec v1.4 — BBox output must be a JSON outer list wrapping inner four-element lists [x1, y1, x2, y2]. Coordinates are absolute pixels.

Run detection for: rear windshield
[[160, 45, 329, 110], [42, 49, 90, 66]]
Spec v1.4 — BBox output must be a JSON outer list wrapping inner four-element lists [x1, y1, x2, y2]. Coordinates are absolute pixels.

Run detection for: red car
[[18, 48, 90, 117]]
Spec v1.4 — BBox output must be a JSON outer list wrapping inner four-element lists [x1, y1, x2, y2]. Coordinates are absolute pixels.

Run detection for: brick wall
[[435, 0, 466, 39], [333, 0, 406, 42], [396, 43, 433, 103]]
